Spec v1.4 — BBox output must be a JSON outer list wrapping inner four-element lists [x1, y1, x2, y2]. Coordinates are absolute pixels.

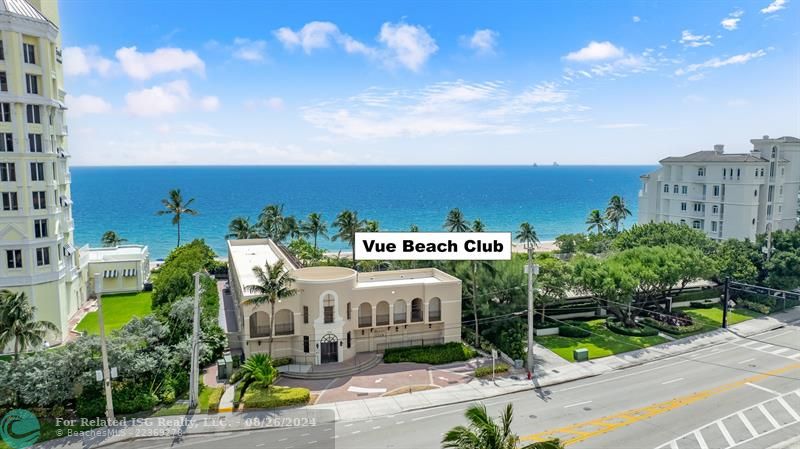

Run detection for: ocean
[[70, 165, 655, 259]]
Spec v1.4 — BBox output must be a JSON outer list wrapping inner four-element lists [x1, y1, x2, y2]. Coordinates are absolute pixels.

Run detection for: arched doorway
[[320, 333, 339, 364]]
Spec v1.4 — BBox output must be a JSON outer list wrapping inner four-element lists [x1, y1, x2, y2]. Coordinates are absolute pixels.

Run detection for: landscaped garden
[[383, 342, 477, 364], [75, 291, 153, 335], [535, 319, 668, 362]]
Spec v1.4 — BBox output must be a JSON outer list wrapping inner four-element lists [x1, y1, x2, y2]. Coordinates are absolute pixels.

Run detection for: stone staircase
[[281, 353, 383, 380]]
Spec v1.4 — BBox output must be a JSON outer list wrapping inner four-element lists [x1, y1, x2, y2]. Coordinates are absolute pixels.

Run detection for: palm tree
[[472, 219, 485, 233], [585, 209, 606, 234], [282, 215, 302, 241], [101, 230, 127, 247], [238, 353, 278, 396], [332, 210, 365, 268], [300, 213, 328, 249], [244, 260, 298, 357], [605, 195, 632, 232], [226, 217, 259, 240], [409, 224, 420, 232], [0, 290, 58, 363], [156, 188, 198, 247], [444, 208, 471, 232], [443, 403, 556, 449], [364, 220, 380, 232], [258, 204, 285, 240], [516, 222, 540, 329]]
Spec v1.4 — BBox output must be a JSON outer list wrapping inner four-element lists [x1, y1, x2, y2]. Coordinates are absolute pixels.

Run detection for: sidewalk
[[45, 307, 800, 448]]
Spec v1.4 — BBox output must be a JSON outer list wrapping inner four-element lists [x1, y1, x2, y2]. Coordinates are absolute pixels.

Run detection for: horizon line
[[71, 163, 660, 168]]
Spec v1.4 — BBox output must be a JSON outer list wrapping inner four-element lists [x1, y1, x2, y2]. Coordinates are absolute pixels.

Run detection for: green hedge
[[206, 387, 224, 413], [641, 317, 705, 335], [558, 322, 591, 338], [272, 357, 292, 367], [740, 300, 770, 314], [474, 363, 510, 378], [674, 287, 723, 302], [689, 301, 715, 309], [607, 318, 660, 337], [383, 342, 476, 364], [242, 386, 310, 409]]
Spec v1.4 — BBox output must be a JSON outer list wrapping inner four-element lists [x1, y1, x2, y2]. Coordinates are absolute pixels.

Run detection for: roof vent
[[713, 144, 724, 154], [763, 135, 770, 139]]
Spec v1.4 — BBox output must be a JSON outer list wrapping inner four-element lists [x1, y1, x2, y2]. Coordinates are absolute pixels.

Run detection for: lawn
[[75, 291, 153, 335], [242, 385, 310, 409], [535, 319, 668, 362], [684, 306, 759, 327]]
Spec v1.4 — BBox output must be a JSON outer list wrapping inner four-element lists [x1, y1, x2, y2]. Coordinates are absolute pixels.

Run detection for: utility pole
[[722, 277, 730, 329], [526, 246, 538, 379], [188, 272, 202, 409], [94, 273, 115, 422]]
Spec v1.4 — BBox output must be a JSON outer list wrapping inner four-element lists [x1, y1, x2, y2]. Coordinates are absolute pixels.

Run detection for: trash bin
[[514, 359, 524, 369], [574, 348, 589, 362], [217, 358, 227, 380]]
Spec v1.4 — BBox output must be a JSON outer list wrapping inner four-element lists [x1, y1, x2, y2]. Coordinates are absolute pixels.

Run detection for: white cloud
[[596, 123, 646, 129], [761, 0, 788, 13], [156, 122, 222, 137], [232, 38, 267, 62], [721, 10, 744, 30], [632, 16, 641, 22], [124, 80, 217, 117], [378, 22, 438, 71], [464, 29, 499, 55], [301, 80, 581, 139], [115, 47, 205, 80], [65, 94, 112, 117], [675, 49, 767, 76], [564, 41, 624, 62], [245, 97, 285, 111], [272, 21, 437, 71], [63, 46, 113, 77], [679, 30, 713, 48]]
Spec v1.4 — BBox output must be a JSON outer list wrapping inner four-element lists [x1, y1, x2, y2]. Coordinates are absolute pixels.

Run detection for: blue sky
[[59, 0, 799, 165]]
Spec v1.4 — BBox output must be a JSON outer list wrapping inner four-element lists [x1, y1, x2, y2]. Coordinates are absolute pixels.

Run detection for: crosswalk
[[655, 388, 800, 449], [737, 338, 800, 360]]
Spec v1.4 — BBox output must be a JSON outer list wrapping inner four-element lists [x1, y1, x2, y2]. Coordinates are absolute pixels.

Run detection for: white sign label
[[354, 232, 512, 261], [95, 370, 103, 381]]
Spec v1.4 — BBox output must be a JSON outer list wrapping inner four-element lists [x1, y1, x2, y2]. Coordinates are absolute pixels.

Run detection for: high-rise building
[[0, 0, 89, 344], [638, 136, 800, 241]]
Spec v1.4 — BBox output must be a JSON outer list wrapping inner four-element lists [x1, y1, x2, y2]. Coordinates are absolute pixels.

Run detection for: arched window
[[274, 309, 294, 335], [249, 311, 269, 337], [358, 303, 372, 328], [323, 293, 335, 324], [429, 297, 441, 321], [394, 299, 406, 324], [376, 301, 390, 325], [411, 298, 423, 322]]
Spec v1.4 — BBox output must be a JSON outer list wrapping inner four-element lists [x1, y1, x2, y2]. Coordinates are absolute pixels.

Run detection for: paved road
[[106, 325, 800, 449]]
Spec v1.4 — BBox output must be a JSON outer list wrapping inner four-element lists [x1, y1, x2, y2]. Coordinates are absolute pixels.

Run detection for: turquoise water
[[70, 165, 654, 259]]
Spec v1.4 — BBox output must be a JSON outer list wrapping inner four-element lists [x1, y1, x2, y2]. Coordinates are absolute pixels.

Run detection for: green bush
[[272, 357, 292, 367], [383, 342, 476, 364], [739, 300, 770, 314], [674, 287, 722, 302], [113, 382, 159, 414], [474, 363, 509, 378], [558, 322, 591, 338], [606, 318, 659, 337], [76, 392, 105, 419], [529, 439, 565, 449], [242, 386, 309, 409], [689, 301, 715, 309], [206, 387, 224, 413], [641, 317, 705, 335]]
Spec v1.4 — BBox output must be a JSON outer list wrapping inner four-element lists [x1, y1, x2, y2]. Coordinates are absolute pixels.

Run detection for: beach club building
[[228, 239, 462, 364]]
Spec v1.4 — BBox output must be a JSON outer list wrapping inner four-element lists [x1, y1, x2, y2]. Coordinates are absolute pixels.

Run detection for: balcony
[[376, 313, 390, 326], [274, 323, 294, 336]]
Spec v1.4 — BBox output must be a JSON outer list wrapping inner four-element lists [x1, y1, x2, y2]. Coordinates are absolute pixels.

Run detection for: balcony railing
[[376, 313, 390, 326], [411, 310, 423, 322], [393, 314, 406, 324], [274, 323, 294, 336], [358, 316, 372, 328], [429, 311, 441, 322], [250, 325, 270, 338]]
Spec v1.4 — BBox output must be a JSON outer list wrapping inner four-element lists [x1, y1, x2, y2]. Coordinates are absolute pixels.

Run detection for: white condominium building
[[638, 136, 800, 241]]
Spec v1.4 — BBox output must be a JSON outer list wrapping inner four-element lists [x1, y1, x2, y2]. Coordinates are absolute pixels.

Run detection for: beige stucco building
[[86, 244, 150, 294], [228, 239, 462, 365]]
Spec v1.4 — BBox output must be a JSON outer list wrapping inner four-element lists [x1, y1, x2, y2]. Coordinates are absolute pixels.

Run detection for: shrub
[[206, 387, 224, 413], [76, 393, 105, 419], [739, 300, 770, 314], [474, 363, 509, 378], [242, 386, 310, 409], [641, 317, 705, 335], [674, 288, 723, 302], [383, 342, 476, 364], [529, 439, 565, 449], [689, 301, 715, 309], [272, 357, 292, 367], [607, 318, 659, 337], [113, 382, 159, 414], [558, 322, 591, 338]]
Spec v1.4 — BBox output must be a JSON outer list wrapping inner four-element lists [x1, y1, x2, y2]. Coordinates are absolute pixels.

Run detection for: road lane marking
[[411, 409, 463, 421], [553, 359, 691, 392], [746, 382, 781, 395], [737, 358, 756, 364], [375, 378, 383, 383], [716, 421, 735, 447], [771, 348, 793, 355], [790, 353, 800, 359], [661, 377, 684, 385], [308, 441, 317, 445], [279, 438, 288, 442], [372, 426, 381, 430], [762, 330, 794, 340], [694, 430, 709, 449], [737, 411, 758, 437], [777, 397, 800, 421], [351, 430, 360, 435], [740, 340, 761, 347], [344, 423, 353, 427], [563, 400, 592, 409], [301, 433, 310, 437], [347, 386, 386, 394], [395, 421, 404, 425], [757, 404, 781, 429], [669, 441, 678, 449], [521, 362, 800, 446], [754, 344, 774, 351]]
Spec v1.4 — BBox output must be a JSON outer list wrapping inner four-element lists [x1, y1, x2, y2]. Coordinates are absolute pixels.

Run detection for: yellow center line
[[521, 362, 800, 446]]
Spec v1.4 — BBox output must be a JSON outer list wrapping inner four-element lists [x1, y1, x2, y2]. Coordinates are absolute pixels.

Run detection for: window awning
[[122, 268, 137, 277], [103, 269, 118, 278], [64, 244, 76, 256]]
